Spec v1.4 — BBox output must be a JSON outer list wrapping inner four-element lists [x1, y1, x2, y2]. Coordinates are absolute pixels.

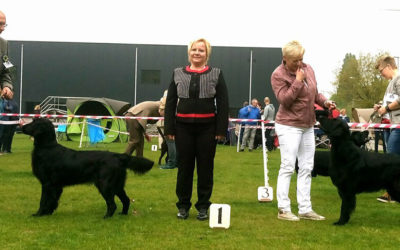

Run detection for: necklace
[[190, 65, 206, 70]]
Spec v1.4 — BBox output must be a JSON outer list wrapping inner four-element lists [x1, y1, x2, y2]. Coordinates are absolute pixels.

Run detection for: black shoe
[[197, 209, 208, 221], [177, 208, 189, 219]]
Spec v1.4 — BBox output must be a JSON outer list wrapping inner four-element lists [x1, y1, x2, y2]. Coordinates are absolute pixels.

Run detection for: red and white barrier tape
[[0, 113, 162, 120], [1, 113, 400, 129]]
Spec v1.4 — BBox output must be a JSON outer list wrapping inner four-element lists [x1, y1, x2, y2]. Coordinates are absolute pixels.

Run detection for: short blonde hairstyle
[[188, 38, 212, 63], [375, 55, 398, 70], [340, 108, 346, 115], [282, 40, 305, 59], [264, 97, 270, 103]]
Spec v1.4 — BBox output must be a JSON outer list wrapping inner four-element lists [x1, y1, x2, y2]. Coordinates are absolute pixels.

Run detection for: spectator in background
[[156, 91, 168, 150], [0, 98, 18, 154], [33, 105, 41, 114], [263, 97, 275, 151], [370, 102, 386, 153], [0, 10, 13, 101], [239, 98, 261, 152], [376, 55, 400, 203], [271, 40, 335, 221], [0, 10, 14, 156], [164, 38, 229, 221], [236, 101, 249, 145], [339, 108, 350, 123], [124, 100, 162, 157], [159, 91, 178, 170]]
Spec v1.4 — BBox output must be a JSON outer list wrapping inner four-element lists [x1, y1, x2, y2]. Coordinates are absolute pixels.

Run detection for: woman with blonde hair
[[271, 40, 335, 221], [164, 38, 229, 220], [339, 108, 350, 123]]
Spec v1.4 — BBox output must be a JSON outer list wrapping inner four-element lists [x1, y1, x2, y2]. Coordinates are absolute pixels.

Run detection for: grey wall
[[8, 41, 281, 114]]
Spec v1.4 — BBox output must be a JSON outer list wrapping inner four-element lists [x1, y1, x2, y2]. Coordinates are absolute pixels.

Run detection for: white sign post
[[258, 116, 273, 202]]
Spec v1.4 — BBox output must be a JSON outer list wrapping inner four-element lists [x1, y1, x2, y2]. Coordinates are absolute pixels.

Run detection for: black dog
[[156, 127, 168, 165], [318, 116, 400, 225], [295, 130, 370, 177], [22, 118, 154, 218]]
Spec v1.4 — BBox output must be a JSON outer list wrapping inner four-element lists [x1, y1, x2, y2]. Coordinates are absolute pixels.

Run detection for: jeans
[[275, 123, 315, 214], [241, 125, 257, 150], [265, 128, 274, 151], [166, 138, 177, 166], [384, 128, 400, 155], [374, 129, 386, 153], [1, 124, 17, 152]]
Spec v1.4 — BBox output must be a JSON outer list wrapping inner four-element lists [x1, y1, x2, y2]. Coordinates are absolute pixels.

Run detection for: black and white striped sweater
[[164, 66, 229, 136]]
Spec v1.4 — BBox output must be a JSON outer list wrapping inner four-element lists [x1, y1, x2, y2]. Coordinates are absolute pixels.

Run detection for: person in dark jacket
[[164, 38, 229, 221]]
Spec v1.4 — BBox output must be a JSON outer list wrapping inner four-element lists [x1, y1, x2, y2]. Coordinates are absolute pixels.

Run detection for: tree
[[331, 52, 388, 113]]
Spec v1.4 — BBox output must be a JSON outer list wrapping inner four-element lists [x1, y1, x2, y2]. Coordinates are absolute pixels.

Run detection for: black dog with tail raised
[[317, 114, 400, 225], [22, 118, 154, 218]]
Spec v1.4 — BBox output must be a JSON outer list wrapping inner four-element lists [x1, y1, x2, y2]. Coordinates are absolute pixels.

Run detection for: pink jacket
[[271, 62, 327, 128]]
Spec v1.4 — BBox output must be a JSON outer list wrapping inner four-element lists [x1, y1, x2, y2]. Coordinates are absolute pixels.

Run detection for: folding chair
[[351, 108, 375, 151], [315, 128, 330, 149]]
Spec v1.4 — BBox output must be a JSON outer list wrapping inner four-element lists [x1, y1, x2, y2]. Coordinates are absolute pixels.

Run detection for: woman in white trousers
[[271, 40, 335, 221]]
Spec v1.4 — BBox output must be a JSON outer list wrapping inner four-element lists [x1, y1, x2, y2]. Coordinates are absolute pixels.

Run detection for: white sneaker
[[277, 210, 300, 221], [298, 210, 325, 221]]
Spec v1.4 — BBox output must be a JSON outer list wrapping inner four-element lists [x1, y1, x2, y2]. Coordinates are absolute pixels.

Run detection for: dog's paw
[[32, 212, 49, 217], [103, 214, 114, 219], [333, 220, 346, 226]]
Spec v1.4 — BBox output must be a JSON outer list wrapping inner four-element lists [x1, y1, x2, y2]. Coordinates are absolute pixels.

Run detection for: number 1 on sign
[[218, 207, 222, 224], [209, 204, 230, 229]]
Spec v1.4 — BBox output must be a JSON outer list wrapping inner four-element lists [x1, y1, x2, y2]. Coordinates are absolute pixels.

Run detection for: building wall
[[8, 41, 281, 115]]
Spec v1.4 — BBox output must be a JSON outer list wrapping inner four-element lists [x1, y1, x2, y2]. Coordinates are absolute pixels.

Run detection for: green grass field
[[1, 134, 400, 249]]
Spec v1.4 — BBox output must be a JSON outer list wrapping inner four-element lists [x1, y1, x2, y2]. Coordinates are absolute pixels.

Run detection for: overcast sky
[[2, 0, 400, 98]]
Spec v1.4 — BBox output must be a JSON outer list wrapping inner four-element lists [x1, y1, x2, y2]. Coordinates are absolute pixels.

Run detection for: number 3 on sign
[[258, 186, 273, 202], [209, 204, 231, 229]]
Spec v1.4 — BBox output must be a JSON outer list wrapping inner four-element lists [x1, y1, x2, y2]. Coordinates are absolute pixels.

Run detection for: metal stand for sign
[[236, 124, 242, 152]]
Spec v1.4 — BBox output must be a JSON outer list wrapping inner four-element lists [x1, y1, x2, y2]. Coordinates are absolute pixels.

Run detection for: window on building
[[141, 70, 160, 84]]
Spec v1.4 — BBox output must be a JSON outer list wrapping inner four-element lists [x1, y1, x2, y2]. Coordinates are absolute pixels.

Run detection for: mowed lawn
[[1, 133, 400, 249]]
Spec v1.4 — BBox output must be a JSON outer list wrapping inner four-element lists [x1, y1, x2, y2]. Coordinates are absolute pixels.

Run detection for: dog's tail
[[119, 154, 154, 175]]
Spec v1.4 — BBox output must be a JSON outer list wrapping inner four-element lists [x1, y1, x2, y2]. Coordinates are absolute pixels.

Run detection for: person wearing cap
[[124, 100, 163, 157], [375, 55, 400, 203], [271, 40, 335, 221]]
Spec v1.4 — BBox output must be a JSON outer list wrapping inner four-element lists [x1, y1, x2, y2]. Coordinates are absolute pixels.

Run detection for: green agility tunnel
[[66, 97, 131, 143]]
